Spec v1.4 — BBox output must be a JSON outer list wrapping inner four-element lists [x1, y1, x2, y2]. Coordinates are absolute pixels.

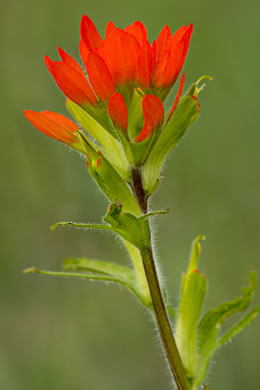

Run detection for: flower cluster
[[25, 16, 193, 148]]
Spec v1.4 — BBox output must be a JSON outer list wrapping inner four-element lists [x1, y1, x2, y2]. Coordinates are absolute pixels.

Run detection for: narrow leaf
[[217, 306, 260, 347], [63, 257, 135, 280], [141, 208, 170, 219], [50, 222, 112, 232], [23, 264, 151, 309]]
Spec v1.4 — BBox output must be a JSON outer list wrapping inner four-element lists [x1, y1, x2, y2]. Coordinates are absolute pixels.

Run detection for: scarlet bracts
[[25, 15, 194, 158], [24, 110, 83, 151]]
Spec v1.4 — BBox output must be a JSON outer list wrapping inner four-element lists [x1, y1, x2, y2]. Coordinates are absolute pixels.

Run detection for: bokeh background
[[1, 0, 259, 389]]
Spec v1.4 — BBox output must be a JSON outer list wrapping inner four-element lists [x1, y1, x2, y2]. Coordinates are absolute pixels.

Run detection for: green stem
[[141, 248, 190, 390], [133, 169, 190, 390]]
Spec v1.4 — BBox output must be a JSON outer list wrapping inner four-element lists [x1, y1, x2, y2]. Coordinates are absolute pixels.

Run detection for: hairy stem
[[132, 168, 190, 390]]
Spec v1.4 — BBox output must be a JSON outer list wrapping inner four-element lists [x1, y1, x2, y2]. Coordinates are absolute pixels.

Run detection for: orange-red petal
[[108, 92, 128, 131], [168, 73, 185, 121], [58, 47, 86, 78], [105, 21, 116, 39], [79, 39, 89, 71], [164, 24, 193, 87], [156, 25, 171, 63], [125, 21, 147, 45], [154, 49, 171, 87], [137, 40, 153, 87], [103, 28, 140, 85], [80, 15, 103, 49], [155, 24, 193, 87], [135, 95, 164, 142], [87, 51, 115, 101], [24, 110, 78, 143], [167, 25, 188, 52], [45, 56, 97, 106]]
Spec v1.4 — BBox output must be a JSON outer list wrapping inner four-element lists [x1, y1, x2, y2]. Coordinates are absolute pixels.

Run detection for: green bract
[[175, 235, 260, 389], [67, 99, 131, 182], [142, 92, 200, 195]]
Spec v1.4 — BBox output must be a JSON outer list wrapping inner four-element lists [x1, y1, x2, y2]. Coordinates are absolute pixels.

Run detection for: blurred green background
[[1, 0, 259, 389]]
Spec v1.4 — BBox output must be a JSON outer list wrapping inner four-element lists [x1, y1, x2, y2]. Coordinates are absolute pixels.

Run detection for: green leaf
[[50, 222, 112, 232], [104, 203, 151, 250], [142, 93, 200, 195], [123, 240, 152, 307], [175, 235, 207, 382], [23, 258, 151, 309], [140, 208, 170, 219], [194, 271, 259, 388], [176, 271, 207, 381], [217, 306, 260, 347], [50, 205, 168, 251], [66, 99, 130, 182]]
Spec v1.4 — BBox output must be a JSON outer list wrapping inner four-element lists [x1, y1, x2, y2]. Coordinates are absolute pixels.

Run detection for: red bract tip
[[137, 40, 153, 88], [57, 47, 86, 79], [168, 73, 185, 121], [155, 25, 171, 64], [45, 56, 97, 106], [108, 92, 128, 131], [87, 51, 115, 102], [125, 21, 148, 45], [135, 95, 164, 142], [167, 25, 188, 52], [80, 15, 103, 50], [24, 110, 78, 144], [103, 29, 140, 85], [79, 40, 89, 71], [105, 21, 116, 39]]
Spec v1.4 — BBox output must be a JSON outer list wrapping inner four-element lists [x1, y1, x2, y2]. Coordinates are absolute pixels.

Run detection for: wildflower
[[25, 16, 193, 145]]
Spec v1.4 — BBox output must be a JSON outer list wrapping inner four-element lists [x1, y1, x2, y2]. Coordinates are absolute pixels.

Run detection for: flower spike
[[27, 17, 198, 175]]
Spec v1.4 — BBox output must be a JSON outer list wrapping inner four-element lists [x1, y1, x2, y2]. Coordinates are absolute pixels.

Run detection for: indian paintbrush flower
[[24, 15, 197, 187]]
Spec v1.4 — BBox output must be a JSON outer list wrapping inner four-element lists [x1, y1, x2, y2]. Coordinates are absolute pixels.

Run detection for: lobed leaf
[[194, 271, 259, 388], [23, 258, 152, 309]]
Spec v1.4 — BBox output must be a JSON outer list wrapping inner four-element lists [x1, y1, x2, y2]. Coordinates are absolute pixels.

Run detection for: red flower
[[24, 110, 82, 149], [25, 16, 193, 152]]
